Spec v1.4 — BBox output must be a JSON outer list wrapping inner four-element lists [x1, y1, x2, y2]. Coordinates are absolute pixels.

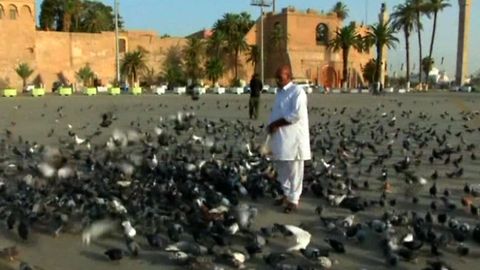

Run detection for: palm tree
[[392, 2, 416, 89], [121, 49, 148, 87], [15, 63, 34, 90], [205, 57, 225, 86], [76, 64, 95, 87], [213, 12, 254, 81], [39, 0, 61, 30], [269, 23, 289, 66], [328, 23, 364, 88], [246, 45, 259, 72], [207, 30, 227, 58], [184, 38, 205, 84], [163, 46, 185, 88], [331, 1, 349, 20], [365, 20, 399, 88], [426, 0, 451, 66], [39, 0, 120, 32], [61, 0, 81, 32], [362, 59, 377, 84], [408, 0, 428, 83], [422, 56, 434, 81]]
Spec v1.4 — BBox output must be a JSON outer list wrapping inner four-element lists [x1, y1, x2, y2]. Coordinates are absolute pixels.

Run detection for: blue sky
[[36, 0, 479, 78]]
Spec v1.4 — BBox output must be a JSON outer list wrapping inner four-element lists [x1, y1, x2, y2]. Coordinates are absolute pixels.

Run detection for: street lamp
[[114, 0, 120, 84], [251, 0, 272, 85]]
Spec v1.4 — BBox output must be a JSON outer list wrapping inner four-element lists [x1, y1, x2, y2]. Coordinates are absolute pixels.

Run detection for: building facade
[[0, 0, 371, 90], [247, 7, 372, 88]]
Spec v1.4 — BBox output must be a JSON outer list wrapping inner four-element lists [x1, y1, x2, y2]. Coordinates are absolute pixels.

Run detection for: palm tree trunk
[[428, 12, 438, 61], [342, 47, 349, 88], [404, 28, 411, 89], [234, 49, 239, 80], [416, 13, 423, 84], [63, 13, 72, 32], [375, 43, 383, 92]]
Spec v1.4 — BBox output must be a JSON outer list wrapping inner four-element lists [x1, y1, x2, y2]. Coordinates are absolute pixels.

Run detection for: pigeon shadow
[[79, 250, 109, 262]]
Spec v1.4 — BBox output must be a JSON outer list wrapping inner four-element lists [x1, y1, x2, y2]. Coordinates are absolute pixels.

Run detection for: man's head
[[275, 65, 292, 88]]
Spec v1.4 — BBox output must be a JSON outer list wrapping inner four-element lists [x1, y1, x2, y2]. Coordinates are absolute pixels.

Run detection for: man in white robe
[[267, 65, 311, 213]]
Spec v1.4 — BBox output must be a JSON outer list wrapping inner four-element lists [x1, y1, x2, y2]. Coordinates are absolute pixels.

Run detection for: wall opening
[[119, 38, 127, 53], [316, 23, 329, 45], [9, 4, 18, 20], [21, 5, 32, 18]]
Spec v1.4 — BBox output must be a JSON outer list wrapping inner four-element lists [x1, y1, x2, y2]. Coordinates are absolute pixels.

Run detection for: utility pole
[[251, 0, 272, 85], [114, 0, 120, 84]]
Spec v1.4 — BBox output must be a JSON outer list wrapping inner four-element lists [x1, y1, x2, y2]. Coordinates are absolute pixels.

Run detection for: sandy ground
[[0, 91, 479, 270]]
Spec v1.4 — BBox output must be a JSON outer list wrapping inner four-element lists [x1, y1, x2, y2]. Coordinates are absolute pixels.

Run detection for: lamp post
[[251, 0, 272, 85], [114, 0, 120, 84]]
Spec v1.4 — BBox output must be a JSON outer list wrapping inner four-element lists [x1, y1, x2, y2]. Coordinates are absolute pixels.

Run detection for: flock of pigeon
[[0, 97, 479, 270]]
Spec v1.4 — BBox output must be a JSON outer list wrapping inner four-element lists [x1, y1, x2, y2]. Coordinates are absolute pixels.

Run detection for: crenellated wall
[[0, 0, 372, 90]]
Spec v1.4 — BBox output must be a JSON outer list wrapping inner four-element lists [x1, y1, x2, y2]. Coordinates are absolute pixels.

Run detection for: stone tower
[[378, 3, 389, 87], [456, 0, 471, 85], [0, 0, 36, 88]]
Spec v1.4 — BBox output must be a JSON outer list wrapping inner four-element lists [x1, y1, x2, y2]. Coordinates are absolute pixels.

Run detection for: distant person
[[249, 73, 263, 120], [267, 65, 311, 214]]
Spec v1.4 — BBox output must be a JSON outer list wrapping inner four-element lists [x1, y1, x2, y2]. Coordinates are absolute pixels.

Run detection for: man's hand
[[267, 123, 279, 134], [267, 118, 290, 134]]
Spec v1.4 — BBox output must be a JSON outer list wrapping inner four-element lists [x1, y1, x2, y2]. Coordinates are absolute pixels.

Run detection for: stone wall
[[256, 7, 372, 88], [0, 0, 36, 88], [0, 0, 371, 91], [34, 30, 188, 90]]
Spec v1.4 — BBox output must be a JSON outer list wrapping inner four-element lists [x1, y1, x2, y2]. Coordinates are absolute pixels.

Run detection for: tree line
[[39, 0, 123, 33], [121, 12, 255, 88], [31, 0, 453, 90], [329, 0, 451, 89]]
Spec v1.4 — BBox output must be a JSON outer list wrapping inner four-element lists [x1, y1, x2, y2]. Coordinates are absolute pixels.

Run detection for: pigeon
[[104, 248, 123, 261], [273, 224, 311, 251], [325, 238, 345, 253], [100, 112, 114, 128]]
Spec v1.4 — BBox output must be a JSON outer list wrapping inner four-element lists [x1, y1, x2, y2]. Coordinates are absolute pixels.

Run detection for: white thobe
[[268, 82, 311, 161], [268, 82, 311, 204]]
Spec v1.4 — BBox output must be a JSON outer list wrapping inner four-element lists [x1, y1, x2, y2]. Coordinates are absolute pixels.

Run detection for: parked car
[[451, 84, 474, 93], [267, 86, 277, 94], [312, 85, 326, 94], [293, 79, 313, 94], [245, 84, 271, 94]]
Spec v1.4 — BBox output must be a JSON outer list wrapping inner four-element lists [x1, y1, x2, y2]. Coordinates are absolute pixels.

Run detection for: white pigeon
[[22, 174, 34, 186], [121, 220, 136, 238], [417, 177, 428, 185], [328, 194, 346, 206], [57, 166, 74, 179], [168, 251, 189, 262], [111, 199, 127, 214], [118, 162, 135, 177], [283, 225, 312, 251], [154, 127, 163, 136], [341, 215, 355, 227], [117, 181, 132, 187], [82, 219, 117, 245], [234, 203, 258, 229], [230, 251, 247, 268], [191, 134, 203, 143], [74, 135, 86, 145], [126, 129, 141, 143], [402, 233, 414, 243], [209, 205, 229, 214], [320, 158, 333, 169], [38, 162, 56, 178], [112, 129, 128, 147]]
